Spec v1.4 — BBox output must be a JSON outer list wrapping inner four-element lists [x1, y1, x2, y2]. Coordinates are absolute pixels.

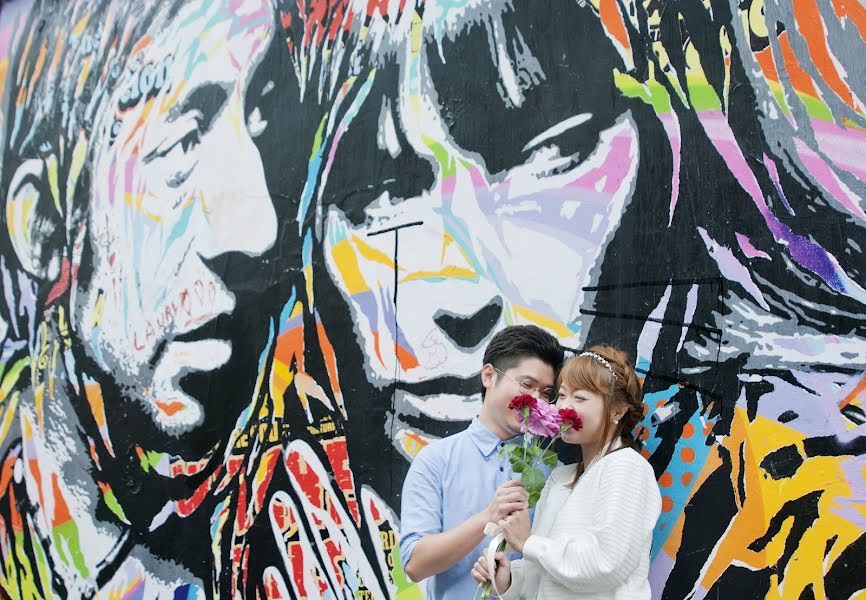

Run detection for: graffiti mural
[[0, 0, 864, 598]]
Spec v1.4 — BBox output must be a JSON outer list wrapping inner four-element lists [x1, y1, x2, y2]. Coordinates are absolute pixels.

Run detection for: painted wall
[[0, 0, 864, 598]]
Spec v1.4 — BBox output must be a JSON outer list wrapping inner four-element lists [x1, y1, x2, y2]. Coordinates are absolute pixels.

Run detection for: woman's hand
[[499, 508, 531, 553], [471, 552, 512, 593]]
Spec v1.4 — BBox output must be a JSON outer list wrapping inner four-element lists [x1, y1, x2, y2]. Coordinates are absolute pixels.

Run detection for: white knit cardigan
[[500, 447, 661, 600]]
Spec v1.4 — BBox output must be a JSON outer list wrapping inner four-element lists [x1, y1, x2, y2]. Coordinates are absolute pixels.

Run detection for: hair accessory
[[578, 351, 617, 380]]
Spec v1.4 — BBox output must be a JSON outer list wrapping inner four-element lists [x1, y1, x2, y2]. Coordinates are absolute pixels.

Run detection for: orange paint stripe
[[155, 401, 186, 417], [51, 473, 72, 526], [839, 375, 866, 409], [754, 47, 779, 83], [315, 320, 343, 397], [831, 0, 866, 44], [600, 0, 631, 51], [84, 383, 107, 428], [396, 342, 419, 370], [130, 34, 152, 56], [274, 326, 304, 367], [777, 31, 820, 99], [792, 0, 857, 109]]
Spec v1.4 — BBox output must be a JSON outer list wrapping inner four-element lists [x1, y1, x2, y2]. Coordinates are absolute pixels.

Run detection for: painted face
[[75, 0, 277, 434], [320, 4, 634, 449], [555, 383, 612, 449]]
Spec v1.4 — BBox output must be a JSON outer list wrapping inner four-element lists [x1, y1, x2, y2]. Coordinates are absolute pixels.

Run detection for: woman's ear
[[6, 158, 64, 281]]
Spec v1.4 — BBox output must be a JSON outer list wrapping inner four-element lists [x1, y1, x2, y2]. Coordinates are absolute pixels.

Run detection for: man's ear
[[481, 363, 497, 391], [6, 158, 64, 281]]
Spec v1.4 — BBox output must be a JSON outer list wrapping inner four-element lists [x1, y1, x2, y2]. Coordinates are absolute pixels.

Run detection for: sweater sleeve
[[499, 559, 525, 600], [520, 454, 661, 593]]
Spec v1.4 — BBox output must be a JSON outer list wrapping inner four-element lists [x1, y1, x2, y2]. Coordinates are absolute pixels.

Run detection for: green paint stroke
[[99, 484, 130, 524], [137, 448, 164, 474], [52, 520, 89, 580], [391, 544, 424, 600], [616, 69, 848, 126], [421, 135, 457, 178]]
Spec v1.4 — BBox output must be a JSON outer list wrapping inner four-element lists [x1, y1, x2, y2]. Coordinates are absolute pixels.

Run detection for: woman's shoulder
[[600, 447, 656, 478]]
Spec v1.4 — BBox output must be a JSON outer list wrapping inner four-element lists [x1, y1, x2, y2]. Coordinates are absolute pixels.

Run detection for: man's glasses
[[494, 367, 556, 403]]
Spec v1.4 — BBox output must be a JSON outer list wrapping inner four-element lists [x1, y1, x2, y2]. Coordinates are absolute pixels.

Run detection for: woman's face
[[556, 383, 613, 450]]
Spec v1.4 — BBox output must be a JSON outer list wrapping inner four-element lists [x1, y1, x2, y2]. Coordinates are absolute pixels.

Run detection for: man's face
[[321, 2, 634, 449], [75, 0, 277, 434], [482, 357, 557, 439]]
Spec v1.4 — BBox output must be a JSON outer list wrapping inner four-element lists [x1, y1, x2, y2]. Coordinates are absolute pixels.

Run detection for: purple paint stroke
[[649, 550, 676, 600], [697, 111, 855, 297], [834, 456, 866, 531], [349, 289, 380, 333], [698, 226, 770, 310], [761, 153, 795, 215], [377, 285, 418, 363]]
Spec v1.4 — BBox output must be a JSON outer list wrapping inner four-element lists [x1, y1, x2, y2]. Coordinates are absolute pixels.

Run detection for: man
[[399, 325, 564, 599]]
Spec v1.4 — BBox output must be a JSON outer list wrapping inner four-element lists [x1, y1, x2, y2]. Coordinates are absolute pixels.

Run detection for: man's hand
[[482, 479, 528, 524]]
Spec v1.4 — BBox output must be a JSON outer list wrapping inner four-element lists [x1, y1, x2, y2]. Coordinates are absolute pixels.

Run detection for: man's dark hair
[[482, 325, 564, 394]]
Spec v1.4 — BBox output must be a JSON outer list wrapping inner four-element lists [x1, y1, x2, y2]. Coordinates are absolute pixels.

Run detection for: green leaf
[[512, 446, 530, 463], [522, 467, 546, 496], [511, 458, 528, 473], [541, 449, 558, 470], [528, 491, 541, 508]]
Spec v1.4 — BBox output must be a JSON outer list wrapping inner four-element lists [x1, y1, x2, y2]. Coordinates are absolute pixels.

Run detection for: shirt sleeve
[[520, 455, 661, 593], [398, 445, 444, 571]]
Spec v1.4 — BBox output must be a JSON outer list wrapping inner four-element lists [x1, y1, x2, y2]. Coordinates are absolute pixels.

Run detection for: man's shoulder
[[414, 427, 472, 460]]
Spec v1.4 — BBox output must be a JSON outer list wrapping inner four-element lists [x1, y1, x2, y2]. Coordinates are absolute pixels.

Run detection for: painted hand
[[265, 440, 397, 599]]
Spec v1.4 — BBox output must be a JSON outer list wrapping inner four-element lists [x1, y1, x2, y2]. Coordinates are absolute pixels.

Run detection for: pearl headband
[[578, 351, 617, 381]]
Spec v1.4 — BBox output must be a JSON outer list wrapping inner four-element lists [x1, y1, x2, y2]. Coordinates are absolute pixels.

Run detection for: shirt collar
[[467, 418, 520, 458]]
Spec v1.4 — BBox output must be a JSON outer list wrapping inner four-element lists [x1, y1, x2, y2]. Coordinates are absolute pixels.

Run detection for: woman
[[471, 346, 661, 599]]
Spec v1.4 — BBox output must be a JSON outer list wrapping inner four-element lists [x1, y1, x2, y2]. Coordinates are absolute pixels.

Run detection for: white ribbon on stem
[[483, 522, 507, 598]]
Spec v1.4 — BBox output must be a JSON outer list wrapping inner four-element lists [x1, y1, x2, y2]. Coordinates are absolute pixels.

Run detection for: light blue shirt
[[399, 418, 536, 600]]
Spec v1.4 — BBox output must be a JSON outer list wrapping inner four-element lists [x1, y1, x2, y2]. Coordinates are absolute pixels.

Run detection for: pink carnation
[[518, 400, 563, 437]]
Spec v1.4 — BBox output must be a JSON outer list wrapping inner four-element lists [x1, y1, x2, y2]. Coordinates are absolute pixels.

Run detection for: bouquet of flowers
[[476, 395, 582, 599]]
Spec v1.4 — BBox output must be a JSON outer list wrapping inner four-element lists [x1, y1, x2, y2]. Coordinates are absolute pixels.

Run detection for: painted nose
[[433, 297, 503, 349]]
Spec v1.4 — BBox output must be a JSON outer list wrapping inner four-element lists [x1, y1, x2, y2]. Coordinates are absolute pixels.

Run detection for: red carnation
[[559, 407, 583, 431], [508, 394, 537, 410]]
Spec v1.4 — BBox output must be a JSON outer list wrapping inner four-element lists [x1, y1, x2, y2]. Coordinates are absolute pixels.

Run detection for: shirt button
[[500, 466, 504, 472]]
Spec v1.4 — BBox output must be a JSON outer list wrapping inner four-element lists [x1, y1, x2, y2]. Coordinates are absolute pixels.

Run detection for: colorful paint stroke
[[0, 0, 864, 598]]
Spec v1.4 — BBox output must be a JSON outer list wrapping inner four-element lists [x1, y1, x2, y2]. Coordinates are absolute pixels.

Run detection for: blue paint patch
[[277, 287, 298, 333], [640, 387, 716, 558]]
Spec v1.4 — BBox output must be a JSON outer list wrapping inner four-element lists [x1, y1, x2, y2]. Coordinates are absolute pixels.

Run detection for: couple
[[399, 325, 662, 599]]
